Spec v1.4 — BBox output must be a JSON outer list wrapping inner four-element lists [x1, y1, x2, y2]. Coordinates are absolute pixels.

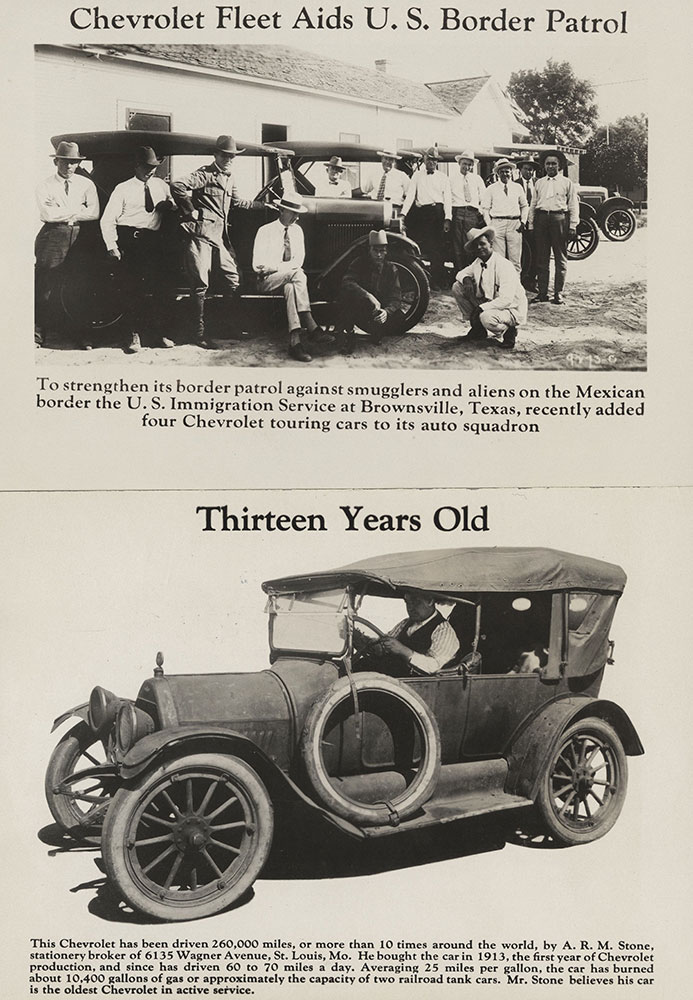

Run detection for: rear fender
[[319, 232, 421, 284], [506, 697, 644, 800], [596, 196, 635, 225], [51, 703, 89, 733]]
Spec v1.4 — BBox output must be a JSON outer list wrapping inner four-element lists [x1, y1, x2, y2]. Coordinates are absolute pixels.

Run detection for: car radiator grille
[[325, 222, 372, 257]]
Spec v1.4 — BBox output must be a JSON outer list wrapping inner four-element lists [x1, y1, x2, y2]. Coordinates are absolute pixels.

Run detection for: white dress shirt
[[362, 169, 410, 205], [450, 170, 486, 209], [402, 169, 452, 220], [455, 252, 528, 325], [252, 218, 306, 273], [482, 180, 529, 224], [528, 175, 580, 229], [36, 172, 99, 224], [100, 175, 173, 252], [313, 174, 352, 198], [390, 613, 460, 674]]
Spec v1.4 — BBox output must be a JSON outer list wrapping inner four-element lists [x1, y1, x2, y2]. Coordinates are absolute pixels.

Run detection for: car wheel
[[387, 252, 430, 331], [602, 207, 637, 242], [59, 262, 125, 331], [102, 753, 273, 921], [536, 718, 628, 845], [567, 218, 600, 260], [301, 672, 441, 827], [44, 722, 115, 843]]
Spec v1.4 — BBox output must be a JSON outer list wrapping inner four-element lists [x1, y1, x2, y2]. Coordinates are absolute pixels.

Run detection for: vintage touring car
[[46, 547, 642, 921], [45, 132, 430, 338]]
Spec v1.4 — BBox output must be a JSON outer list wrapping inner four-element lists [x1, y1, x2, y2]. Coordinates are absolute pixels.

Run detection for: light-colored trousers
[[490, 218, 522, 273], [452, 280, 518, 339], [258, 268, 311, 331]]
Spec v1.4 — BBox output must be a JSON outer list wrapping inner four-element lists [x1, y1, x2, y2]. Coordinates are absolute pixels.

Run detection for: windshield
[[267, 588, 349, 656]]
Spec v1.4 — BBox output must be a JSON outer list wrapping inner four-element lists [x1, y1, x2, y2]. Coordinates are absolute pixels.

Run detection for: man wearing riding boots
[[401, 147, 452, 290], [361, 149, 409, 209], [335, 230, 404, 353], [527, 152, 579, 304], [516, 158, 540, 292], [100, 146, 176, 353], [356, 590, 460, 678], [452, 225, 527, 350], [449, 150, 486, 270], [252, 192, 324, 363], [35, 140, 99, 348], [314, 155, 352, 198], [171, 135, 260, 346]]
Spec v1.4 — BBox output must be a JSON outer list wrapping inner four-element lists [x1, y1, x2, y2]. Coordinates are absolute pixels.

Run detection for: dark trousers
[[521, 229, 538, 289], [116, 227, 165, 341], [407, 204, 446, 287], [34, 223, 81, 331], [534, 211, 569, 296], [452, 205, 484, 270], [338, 283, 404, 340]]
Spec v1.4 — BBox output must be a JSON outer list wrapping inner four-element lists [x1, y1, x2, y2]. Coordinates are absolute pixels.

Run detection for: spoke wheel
[[102, 754, 273, 921], [387, 252, 430, 331], [602, 208, 637, 242], [537, 719, 627, 845], [45, 722, 116, 843], [567, 218, 600, 261], [59, 264, 125, 331]]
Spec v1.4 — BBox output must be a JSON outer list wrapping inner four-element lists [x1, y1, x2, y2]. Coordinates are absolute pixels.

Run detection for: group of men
[[35, 134, 580, 358]]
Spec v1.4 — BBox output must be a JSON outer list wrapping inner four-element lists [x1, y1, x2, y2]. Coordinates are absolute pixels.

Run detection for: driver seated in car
[[356, 589, 459, 677]]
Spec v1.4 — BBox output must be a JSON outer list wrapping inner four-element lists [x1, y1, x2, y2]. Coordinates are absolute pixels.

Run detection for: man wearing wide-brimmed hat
[[402, 146, 452, 289], [451, 225, 527, 350], [35, 140, 99, 347], [100, 146, 176, 352], [449, 150, 486, 270], [171, 135, 260, 346], [335, 229, 404, 353], [252, 192, 323, 362], [361, 149, 409, 208], [481, 158, 528, 274], [314, 156, 352, 198]]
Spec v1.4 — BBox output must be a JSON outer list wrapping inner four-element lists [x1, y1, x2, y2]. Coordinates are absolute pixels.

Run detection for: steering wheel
[[351, 615, 387, 667], [255, 174, 284, 205]]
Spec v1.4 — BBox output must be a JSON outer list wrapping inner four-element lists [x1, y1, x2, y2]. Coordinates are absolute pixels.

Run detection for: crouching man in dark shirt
[[335, 229, 404, 352]]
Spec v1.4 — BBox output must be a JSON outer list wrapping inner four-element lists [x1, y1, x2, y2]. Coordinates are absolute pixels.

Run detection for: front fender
[[319, 232, 421, 285], [51, 702, 89, 733], [506, 696, 644, 800], [578, 202, 598, 222]]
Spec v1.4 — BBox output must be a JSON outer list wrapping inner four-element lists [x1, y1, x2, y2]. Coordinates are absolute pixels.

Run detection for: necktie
[[144, 181, 154, 213], [64, 179, 70, 197], [526, 181, 531, 206], [282, 227, 291, 262], [463, 176, 471, 203], [479, 261, 487, 299], [504, 183, 508, 196], [376, 172, 387, 200]]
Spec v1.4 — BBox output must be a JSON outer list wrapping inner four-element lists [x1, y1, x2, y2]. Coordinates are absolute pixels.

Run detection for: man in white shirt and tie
[[35, 140, 99, 346], [527, 152, 580, 304], [481, 158, 528, 274], [402, 147, 452, 289], [452, 225, 528, 350], [449, 150, 486, 270], [100, 146, 175, 352], [252, 192, 322, 362], [361, 150, 409, 209], [313, 156, 352, 198]]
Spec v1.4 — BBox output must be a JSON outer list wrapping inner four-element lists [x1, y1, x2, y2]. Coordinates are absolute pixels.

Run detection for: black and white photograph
[[33, 34, 646, 369]]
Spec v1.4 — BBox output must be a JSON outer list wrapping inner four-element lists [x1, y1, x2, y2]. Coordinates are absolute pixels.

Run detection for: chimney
[[375, 59, 388, 73]]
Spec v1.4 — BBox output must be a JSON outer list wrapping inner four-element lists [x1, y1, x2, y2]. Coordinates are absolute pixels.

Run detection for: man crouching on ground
[[336, 229, 404, 353], [451, 225, 527, 350]]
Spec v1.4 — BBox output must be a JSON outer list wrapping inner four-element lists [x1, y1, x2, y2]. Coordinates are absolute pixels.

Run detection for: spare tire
[[300, 672, 441, 826]]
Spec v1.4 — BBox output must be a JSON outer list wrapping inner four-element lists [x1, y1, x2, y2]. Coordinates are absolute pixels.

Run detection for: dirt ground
[[37, 228, 646, 371]]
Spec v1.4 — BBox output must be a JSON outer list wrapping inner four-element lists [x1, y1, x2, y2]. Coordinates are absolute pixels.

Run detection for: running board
[[361, 790, 533, 838]]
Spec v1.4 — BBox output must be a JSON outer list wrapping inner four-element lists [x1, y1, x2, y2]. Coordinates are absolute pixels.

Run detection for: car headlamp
[[116, 702, 155, 755], [88, 686, 120, 732]]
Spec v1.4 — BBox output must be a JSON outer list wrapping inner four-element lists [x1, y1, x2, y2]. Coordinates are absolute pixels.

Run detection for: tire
[[301, 673, 441, 827], [602, 207, 637, 242], [102, 753, 273, 921], [387, 252, 430, 331], [536, 718, 628, 846], [44, 722, 115, 843], [59, 262, 125, 331], [567, 218, 600, 261]]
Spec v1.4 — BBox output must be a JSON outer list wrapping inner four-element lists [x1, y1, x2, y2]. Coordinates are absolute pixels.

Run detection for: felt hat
[[377, 149, 401, 160], [455, 150, 476, 163], [368, 229, 388, 246], [134, 146, 162, 167], [272, 192, 308, 214], [52, 141, 85, 161], [464, 225, 496, 253], [324, 156, 346, 171], [214, 135, 245, 155]]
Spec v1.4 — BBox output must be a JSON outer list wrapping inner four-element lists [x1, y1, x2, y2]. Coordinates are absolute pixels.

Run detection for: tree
[[508, 59, 599, 145], [580, 114, 648, 193]]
